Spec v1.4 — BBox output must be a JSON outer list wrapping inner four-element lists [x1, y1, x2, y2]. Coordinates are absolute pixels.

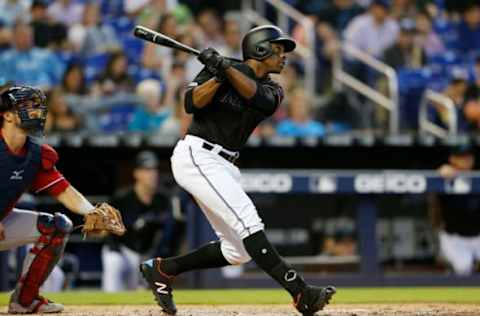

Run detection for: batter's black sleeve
[[248, 79, 284, 116], [184, 67, 215, 114], [228, 63, 284, 116]]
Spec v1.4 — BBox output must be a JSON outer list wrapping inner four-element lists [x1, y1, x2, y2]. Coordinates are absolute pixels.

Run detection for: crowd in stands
[[1, 0, 480, 138]]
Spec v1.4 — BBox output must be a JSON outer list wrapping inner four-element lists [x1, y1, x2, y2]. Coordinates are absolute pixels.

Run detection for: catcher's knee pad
[[37, 212, 73, 237], [15, 213, 72, 306], [220, 240, 251, 265]]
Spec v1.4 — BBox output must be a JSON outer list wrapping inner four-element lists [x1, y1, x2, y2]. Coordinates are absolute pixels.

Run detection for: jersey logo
[[154, 282, 169, 295], [10, 170, 24, 180]]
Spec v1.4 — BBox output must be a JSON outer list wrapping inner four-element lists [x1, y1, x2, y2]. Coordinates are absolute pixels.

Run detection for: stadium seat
[[397, 68, 432, 129], [98, 104, 136, 133], [83, 53, 111, 83], [107, 16, 135, 36], [100, 0, 124, 18], [129, 66, 163, 84], [121, 36, 144, 65]]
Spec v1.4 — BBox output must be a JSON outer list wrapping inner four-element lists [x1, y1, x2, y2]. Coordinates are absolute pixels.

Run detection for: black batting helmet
[[242, 25, 296, 61]]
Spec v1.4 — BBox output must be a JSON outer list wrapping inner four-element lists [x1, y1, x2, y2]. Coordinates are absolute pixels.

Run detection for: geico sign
[[242, 174, 292, 193], [354, 174, 426, 193]]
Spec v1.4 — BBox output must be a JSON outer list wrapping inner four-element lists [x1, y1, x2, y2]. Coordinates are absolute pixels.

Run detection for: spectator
[[390, 0, 417, 21], [124, 0, 151, 18], [195, 9, 225, 49], [102, 151, 181, 292], [61, 63, 88, 97], [30, 0, 52, 48], [128, 79, 172, 134], [457, 3, 480, 56], [323, 229, 357, 257], [415, 10, 446, 57], [432, 69, 470, 132], [0, 22, 64, 88], [174, 33, 202, 81], [47, 0, 85, 27], [317, 0, 364, 33], [276, 89, 326, 137], [142, 13, 178, 79], [156, 64, 191, 137], [217, 18, 242, 60], [68, 2, 120, 56], [136, 0, 170, 29], [344, 0, 399, 57], [429, 145, 480, 276], [92, 51, 134, 96], [44, 88, 82, 133], [0, 0, 30, 27], [30, 0, 68, 50], [383, 18, 426, 70], [0, 20, 11, 50]]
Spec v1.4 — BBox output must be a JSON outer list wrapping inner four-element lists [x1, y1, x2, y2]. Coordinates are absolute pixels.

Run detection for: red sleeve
[[30, 144, 70, 196], [40, 144, 59, 170]]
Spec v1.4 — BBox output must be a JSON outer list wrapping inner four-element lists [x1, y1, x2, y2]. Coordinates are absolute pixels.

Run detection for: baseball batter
[[141, 25, 336, 316], [0, 84, 120, 313]]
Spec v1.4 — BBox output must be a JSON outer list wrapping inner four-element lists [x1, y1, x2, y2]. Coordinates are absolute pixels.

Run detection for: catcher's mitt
[[82, 203, 126, 237]]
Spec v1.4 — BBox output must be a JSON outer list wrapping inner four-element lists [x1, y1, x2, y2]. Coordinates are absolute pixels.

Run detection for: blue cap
[[371, 0, 390, 9]]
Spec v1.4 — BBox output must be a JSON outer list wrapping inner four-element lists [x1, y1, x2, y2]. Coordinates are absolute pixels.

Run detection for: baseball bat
[[133, 25, 200, 56]]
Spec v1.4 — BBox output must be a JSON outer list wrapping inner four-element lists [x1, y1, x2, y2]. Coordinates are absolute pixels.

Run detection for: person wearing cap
[[383, 18, 426, 70], [431, 68, 471, 132], [344, 0, 400, 58], [101, 150, 180, 292], [428, 145, 480, 275]]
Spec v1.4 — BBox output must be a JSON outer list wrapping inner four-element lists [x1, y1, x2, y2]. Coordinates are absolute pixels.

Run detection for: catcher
[[0, 84, 125, 314]]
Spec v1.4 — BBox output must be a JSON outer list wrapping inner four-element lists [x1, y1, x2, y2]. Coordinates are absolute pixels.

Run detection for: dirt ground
[[2, 304, 480, 316]]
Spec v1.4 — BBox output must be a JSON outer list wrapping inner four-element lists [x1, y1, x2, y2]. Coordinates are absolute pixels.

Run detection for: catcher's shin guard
[[13, 213, 72, 307], [293, 285, 336, 316], [140, 258, 177, 315]]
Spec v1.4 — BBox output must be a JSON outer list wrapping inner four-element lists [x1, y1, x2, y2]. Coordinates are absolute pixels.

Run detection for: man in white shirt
[[344, 0, 399, 57]]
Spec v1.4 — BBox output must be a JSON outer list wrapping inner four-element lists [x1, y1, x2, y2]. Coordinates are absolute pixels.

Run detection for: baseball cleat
[[8, 295, 64, 314], [140, 258, 177, 315], [293, 285, 336, 316]]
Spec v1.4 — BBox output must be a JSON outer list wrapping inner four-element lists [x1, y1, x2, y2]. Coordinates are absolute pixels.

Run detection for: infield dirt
[[3, 304, 480, 316]]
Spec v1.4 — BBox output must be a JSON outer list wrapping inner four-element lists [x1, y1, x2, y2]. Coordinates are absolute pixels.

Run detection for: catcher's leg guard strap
[[17, 213, 72, 306]]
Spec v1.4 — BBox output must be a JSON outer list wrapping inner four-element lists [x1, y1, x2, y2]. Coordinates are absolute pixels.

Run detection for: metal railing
[[333, 43, 399, 134], [419, 89, 457, 138], [241, 0, 316, 97]]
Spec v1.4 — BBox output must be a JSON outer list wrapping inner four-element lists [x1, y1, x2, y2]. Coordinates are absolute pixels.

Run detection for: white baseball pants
[[171, 135, 264, 265], [439, 231, 480, 276]]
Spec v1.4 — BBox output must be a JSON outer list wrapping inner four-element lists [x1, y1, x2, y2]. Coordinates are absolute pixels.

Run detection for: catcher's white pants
[[439, 231, 480, 275], [0, 209, 65, 291], [0, 209, 40, 250], [101, 245, 141, 292], [171, 135, 264, 265]]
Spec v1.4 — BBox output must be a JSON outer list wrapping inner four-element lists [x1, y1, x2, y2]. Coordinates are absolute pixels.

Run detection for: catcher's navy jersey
[[185, 63, 283, 151], [0, 137, 41, 221]]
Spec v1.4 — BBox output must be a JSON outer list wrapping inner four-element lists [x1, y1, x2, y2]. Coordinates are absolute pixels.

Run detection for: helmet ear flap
[[254, 41, 272, 60]]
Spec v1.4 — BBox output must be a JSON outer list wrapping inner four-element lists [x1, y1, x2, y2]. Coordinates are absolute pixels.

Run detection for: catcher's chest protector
[[0, 137, 41, 220]]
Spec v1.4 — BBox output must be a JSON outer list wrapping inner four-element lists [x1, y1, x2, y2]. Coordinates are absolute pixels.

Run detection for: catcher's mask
[[0, 85, 48, 136]]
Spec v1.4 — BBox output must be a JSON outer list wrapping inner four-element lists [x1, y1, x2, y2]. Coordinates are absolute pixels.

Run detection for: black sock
[[243, 230, 306, 298], [160, 241, 230, 276]]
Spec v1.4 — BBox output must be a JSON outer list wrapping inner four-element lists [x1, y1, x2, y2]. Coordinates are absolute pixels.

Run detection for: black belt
[[202, 142, 239, 163]]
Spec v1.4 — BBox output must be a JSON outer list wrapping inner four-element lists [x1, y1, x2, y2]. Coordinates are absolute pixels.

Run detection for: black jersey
[[438, 194, 480, 236], [185, 62, 283, 151]]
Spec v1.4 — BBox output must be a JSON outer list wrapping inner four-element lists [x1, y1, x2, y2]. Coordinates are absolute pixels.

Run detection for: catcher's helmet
[[0, 85, 48, 135], [242, 25, 296, 61]]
